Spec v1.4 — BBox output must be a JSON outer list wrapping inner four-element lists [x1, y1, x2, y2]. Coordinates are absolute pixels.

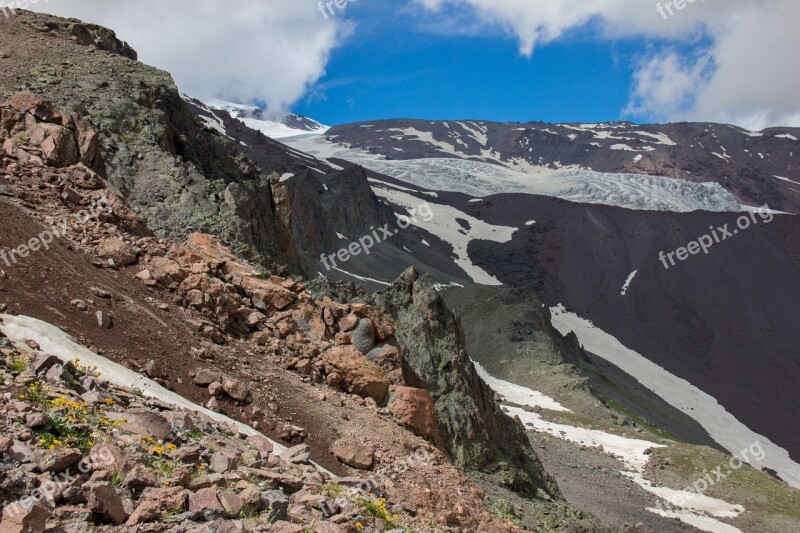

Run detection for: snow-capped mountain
[[204, 97, 328, 139], [325, 119, 800, 214]]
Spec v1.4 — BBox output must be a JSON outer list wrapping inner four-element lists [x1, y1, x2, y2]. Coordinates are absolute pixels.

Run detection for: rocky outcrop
[[373, 267, 561, 499], [0, 346, 421, 532]]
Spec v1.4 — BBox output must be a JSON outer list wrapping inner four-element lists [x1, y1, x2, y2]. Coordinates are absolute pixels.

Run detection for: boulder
[[0, 500, 50, 533], [347, 318, 376, 354], [97, 238, 137, 267], [147, 257, 186, 285], [321, 346, 390, 403], [84, 482, 128, 524], [193, 368, 220, 386], [279, 444, 310, 465], [388, 387, 440, 443], [331, 442, 374, 470], [222, 377, 249, 402]]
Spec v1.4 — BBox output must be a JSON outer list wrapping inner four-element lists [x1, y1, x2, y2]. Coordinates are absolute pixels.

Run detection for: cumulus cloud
[[29, 0, 348, 111], [414, 0, 800, 129]]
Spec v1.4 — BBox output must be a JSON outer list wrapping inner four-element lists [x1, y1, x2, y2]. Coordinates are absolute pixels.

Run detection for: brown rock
[[188, 486, 224, 513], [322, 346, 390, 403], [84, 482, 128, 524], [193, 368, 220, 386], [337, 313, 358, 332], [208, 382, 224, 397], [222, 377, 249, 402], [218, 490, 245, 516], [246, 434, 274, 458], [122, 465, 160, 491], [97, 238, 137, 267], [126, 487, 187, 525], [96, 310, 112, 329], [331, 442, 374, 470], [241, 277, 296, 312], [280, 444, 310, 464], [0, 500, 50, 533], [7, 92, 60, 122], [72, 115, 100, 168], [147, 257, 186, 285], [39, 447, 82, 473], [388, 387, 440, 443]]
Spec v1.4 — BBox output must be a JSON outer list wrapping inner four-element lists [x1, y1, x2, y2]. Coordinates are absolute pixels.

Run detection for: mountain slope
[[326, 119, 800, 214]]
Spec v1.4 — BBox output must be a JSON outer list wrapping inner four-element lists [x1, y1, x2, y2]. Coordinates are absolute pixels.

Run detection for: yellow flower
[[163, 480, 171, 486], [166, 443, 177, 451], [197, 465, 206, 470], [355, 523, 364, 530]]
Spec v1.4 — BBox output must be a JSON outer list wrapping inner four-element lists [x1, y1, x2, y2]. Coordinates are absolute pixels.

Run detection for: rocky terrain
[[0, 16, 605, 531], [2, 8, 800, 533]]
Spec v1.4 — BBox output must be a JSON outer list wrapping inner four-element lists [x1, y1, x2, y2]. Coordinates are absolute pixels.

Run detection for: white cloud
[[414, 0, 800, 129], [30, 0, 349, 111]]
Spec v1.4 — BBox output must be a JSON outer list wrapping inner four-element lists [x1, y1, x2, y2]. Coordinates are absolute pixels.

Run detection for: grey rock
[[348, 318, 375, 354]]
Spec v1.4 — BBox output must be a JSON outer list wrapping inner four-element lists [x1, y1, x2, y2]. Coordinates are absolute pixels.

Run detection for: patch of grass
[[7, 354, 29, 374], [320, 483, 345, 498], [491, 498, 524, 529]]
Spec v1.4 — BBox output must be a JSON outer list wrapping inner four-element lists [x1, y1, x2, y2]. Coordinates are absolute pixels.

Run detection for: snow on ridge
[[473, 362, 571, 412], [372, 188, 516, 285], [548, 304, 800, 490], [474, 356, 745, 532]]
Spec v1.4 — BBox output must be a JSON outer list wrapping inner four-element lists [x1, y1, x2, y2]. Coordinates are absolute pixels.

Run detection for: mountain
[[326, 119, 800, 214], [206, 98, 329, 139], [2, 9, 800, 533]]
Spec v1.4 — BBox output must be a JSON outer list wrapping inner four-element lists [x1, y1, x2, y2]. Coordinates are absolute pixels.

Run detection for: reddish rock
[[147, 257, 186, 285], [7, 91, 60, 122], [218, 490, 245, 516], [0, 500, 50, 533], [337, 313, 358, 332], [322, 346, 390, 403], [126, 487, 187, 525], [122, 465, 160, 491], [97, 238, 137, 266], [388, 387, 441, 444], [246, 434, 273, 458], [188, 486, 224, 513], [84, 482, 128, 524], [241, 277, 296, 312], [222, 377, 250, 402], [331, 442, 375, 470], [39, 447, 82, 473]]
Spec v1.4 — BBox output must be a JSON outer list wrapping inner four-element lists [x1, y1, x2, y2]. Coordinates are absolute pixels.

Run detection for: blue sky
[[294, 5, 640, 125]]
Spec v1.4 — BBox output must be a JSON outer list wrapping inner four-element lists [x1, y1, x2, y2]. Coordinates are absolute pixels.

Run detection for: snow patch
[[548, 305, 800, 489], [620, 270, 638, 296]]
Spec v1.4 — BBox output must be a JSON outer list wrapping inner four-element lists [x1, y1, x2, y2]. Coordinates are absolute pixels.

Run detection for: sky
[[28, 0, 800, 130]]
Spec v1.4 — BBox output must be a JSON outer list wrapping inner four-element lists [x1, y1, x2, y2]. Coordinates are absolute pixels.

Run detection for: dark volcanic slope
[[328, 119, 800, 214], [453, 192, 800, 462]]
